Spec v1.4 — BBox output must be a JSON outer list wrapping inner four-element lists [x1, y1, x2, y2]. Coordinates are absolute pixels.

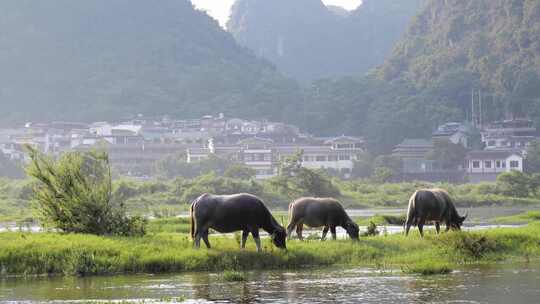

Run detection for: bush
[[25, 147, 146, 236]]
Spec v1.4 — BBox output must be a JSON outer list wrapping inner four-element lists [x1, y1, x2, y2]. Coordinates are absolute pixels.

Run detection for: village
[[1, 113, 537, 182]]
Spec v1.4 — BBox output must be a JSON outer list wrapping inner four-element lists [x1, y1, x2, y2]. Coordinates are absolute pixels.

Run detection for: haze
[[191, 0, 363, 27]]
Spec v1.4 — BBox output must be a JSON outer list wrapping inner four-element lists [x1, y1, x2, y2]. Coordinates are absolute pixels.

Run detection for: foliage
[[0, 152, 25, 179], [496, 171, 540, 198], [361, 222, 380, 237], [155, 154, 236, 179], [25, 147, 146, 236], [268, 151, 341, 199], [223, 271, 247, 282], [525, 140, 540, 173], [427, 140, 468, 170], [224, 165, 256, 180]]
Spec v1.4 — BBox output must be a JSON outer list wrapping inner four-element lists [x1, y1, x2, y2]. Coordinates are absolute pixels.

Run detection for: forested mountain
[[227, 0, 424, 81], [0, 0, 302, 124], [299, 0, 540, 152], [378, 0, 540, 123]]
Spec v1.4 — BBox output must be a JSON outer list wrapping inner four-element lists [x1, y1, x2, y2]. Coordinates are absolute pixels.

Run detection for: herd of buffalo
[[190, 188, 467, 251]]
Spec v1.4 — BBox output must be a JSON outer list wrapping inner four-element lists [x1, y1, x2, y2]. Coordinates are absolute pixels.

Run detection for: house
[[465, 150, 523, 182], [481, 119, 538, 151], [432, 122, 470, 147], [186, 135, 365, 179], [392, 139, 434, 173]]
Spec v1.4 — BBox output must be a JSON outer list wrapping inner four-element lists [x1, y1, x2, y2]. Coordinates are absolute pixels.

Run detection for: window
[[487, 141, 496, 147], [244, 154, 253, 161], [328, 155, 338, 161], [510, 160, 520, 168], [502, 161, 506, 168], [316, 156, 327, 162], [339, 155, 351, 161], [337, 143, 352, 149], [354, 143, 363, 149], [496, 160, 502, 168], [472, 161, 480, 169], [484, 161, 492, 169]]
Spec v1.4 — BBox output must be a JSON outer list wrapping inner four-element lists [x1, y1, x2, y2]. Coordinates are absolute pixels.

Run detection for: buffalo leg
[[435, 222, 441, 234], [445, 220, 451, 232], [296, 223, 304, 241], [405, 220, 412, 236], [418, 219, 426, 237], [330, 226, 337, 240], [321, 226, 329, 241], [286, 219, 298, 239], [241, 230, 249, 249], [193, 227, 202, 248], [250, 228, 262, 252], [202, 229, 211, 249]]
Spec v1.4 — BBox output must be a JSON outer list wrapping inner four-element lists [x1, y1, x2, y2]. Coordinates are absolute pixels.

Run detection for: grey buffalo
[[405, 188, 467, 237], [190, 193, 287, 251], [287, 197, 359, 240]]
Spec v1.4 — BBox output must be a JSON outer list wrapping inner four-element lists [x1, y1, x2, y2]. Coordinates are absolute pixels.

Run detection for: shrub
[[25, 147, 146, 236], [223, 271, 247, 282]]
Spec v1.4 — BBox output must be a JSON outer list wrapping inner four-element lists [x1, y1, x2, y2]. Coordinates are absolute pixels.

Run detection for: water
[[1, 263, 540, 303]]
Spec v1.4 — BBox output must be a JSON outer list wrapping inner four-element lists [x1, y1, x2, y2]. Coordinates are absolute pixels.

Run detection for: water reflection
[[1, 263, 540, 303]]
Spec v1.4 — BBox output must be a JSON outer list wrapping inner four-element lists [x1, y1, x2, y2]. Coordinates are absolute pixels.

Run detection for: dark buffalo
[[190, 193, 287, 251], [286, 197, 359, 240], [405, 188, 467, 237]]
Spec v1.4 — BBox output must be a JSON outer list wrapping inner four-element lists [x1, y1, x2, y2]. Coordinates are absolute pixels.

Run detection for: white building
[[465, 150, 524, 182]]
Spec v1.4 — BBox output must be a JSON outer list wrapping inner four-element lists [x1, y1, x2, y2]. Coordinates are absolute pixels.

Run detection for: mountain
[[380, 0, 540, 93], [227, 0, 424, 81], [0, 0, 302, 124]]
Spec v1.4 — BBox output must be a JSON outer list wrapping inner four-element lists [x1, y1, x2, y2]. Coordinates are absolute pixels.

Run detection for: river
[[1, 263, 539, 303]]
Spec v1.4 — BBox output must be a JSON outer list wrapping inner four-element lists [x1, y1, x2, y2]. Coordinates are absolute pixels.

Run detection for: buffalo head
[[271, 227, 287, 249], [344, 221, 360, 240], [450, 212, 468, 230]]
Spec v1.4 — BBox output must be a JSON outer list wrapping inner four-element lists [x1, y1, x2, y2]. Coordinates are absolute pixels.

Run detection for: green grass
[[401, 261, 453, 275], [223, 270, 247, 281], [1, 222, 540, 277], [492, 211, 540, 224], [147, 217, 191, 234]]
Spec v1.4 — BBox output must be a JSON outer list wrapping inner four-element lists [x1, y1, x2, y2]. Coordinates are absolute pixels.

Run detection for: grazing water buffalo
[[287, 197, 359, 240], [190, 193, 287, 251], [405, 189, 467, 237]]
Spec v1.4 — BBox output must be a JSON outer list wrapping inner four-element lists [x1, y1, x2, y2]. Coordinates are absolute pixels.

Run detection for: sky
[[191, 0, 363, 28]]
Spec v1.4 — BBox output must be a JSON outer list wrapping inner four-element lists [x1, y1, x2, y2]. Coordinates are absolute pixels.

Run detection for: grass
[[401, 261, 453, 275], [492, 211, 540, 224], [223, 270, 247, 281], [1, 222, 540, 277]]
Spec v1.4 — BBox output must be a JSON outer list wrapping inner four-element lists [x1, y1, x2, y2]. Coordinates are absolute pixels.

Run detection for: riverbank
[[1, 222, 539, 278]]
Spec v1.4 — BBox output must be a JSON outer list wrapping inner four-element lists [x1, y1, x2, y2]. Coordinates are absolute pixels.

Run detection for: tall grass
[[1, 222, 540, 277]]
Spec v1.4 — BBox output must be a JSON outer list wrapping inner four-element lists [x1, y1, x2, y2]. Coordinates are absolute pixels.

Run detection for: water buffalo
[[405, 188, 467, 237], [190, 193, 287, 251], [286, 197, 359, 240]]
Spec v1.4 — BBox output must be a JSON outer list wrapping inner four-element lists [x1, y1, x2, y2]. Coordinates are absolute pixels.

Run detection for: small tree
[[224, 164, 256, 179], [26, 147, 146, 235], [496, 171, 534, 198], [525, 140, 540, 173], [426, 140, 467, 170]]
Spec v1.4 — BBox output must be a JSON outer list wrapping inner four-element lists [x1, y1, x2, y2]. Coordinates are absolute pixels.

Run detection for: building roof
[[323, 135, 363, 144], [466, 150, 522, 160]]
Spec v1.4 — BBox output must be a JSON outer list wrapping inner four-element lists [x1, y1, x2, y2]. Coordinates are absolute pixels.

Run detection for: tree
[[496, 171, 536, 198], [525, 140, 540, 173], [224, 165, 256, 179], [0, 152, 25, 179], [426, 140, 468, 170], [26, 147, 146, 235], [351, 152, 374, 178]]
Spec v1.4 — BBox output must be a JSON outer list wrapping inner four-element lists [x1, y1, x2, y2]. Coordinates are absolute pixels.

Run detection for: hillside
[[0, 0, 302, 124], [380, 0, 540, 93], [227, 0, 424, 81]]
